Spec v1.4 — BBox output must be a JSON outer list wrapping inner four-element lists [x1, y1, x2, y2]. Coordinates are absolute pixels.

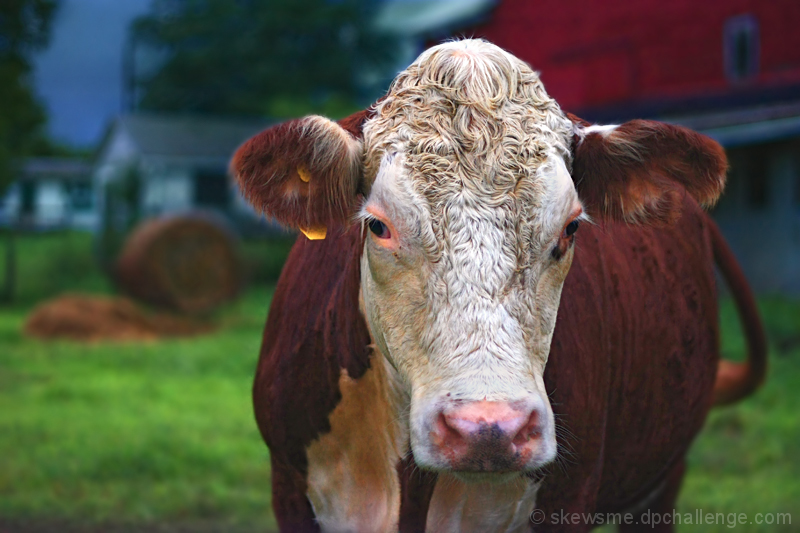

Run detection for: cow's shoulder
[[541, 195, 719, 514], [254, 224, 433, 530], [253, 224, 371, 459]]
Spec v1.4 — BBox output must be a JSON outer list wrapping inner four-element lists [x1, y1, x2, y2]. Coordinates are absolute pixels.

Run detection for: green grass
[[6, 231, 111, 304], [1, 229, 297, 305], [240, 236, 296, 285], [677, 298, 800, 532], [0, 231, 798, 531], [0, 286, 277, 531]]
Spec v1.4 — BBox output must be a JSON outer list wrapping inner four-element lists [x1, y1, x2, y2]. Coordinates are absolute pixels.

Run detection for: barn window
[[724, 15, 759, 82], [794, 154, 800, 207], [746, 171, 769, 209], [744, 146, 769, 210]]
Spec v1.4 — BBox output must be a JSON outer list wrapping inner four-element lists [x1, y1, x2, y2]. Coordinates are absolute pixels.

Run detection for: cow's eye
[[368, 218, 391, 239], [564, 219, 579, 238], [552, 218, 580, 260]]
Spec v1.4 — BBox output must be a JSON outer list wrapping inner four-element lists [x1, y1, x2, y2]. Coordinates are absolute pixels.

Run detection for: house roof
[[20, 158, 93, 182], [107, 113, 272, 161]]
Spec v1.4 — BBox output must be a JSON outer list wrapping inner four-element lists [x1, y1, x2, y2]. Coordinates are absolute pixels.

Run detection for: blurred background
[[0, 0, 798, 531]]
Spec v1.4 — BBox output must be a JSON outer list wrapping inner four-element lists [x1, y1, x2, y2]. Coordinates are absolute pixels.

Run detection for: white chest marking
[[305, 358, 406, 533]]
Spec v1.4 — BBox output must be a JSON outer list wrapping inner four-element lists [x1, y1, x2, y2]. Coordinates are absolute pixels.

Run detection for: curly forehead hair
[[362, 39, 574, 202]]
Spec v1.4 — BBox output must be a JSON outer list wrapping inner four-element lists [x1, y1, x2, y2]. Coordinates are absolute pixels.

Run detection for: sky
[[33, 0, 150, 148], [30, 0, 443, 149]]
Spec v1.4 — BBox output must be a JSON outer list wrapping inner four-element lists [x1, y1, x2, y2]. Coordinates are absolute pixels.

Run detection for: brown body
[[237, 41, 767, 533], [253, 195, 759, 531]]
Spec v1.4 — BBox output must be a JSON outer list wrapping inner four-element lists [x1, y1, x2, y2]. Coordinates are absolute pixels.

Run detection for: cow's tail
[[708, 217, 768, 406]]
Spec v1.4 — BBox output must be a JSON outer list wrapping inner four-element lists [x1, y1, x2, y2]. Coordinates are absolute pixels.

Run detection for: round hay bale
[[115, 215, 243, 314], [24, 294, 214, 342]]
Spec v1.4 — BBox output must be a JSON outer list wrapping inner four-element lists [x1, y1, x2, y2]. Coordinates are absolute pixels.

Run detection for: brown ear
[[569, 115, 728, 224], [231, 110, 371, 236]]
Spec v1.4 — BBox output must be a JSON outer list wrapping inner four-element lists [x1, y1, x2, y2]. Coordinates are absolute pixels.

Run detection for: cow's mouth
[[449, 465, 548, 485], [449, 471, 527, 484]]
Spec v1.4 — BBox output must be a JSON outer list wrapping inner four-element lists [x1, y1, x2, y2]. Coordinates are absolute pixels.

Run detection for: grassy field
[[0, 232, 798, 532], [677, 298, 800, 532], [0, 286, 278, 532], [2, 230, 296, 305]]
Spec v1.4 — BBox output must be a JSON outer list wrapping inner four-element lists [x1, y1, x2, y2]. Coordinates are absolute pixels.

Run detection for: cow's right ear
[[231, 114, 366, 239]]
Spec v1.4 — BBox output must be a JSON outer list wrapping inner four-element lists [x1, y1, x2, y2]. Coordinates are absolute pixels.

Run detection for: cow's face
[[232, 39, 726, 480], [358, 41, 578, 474]]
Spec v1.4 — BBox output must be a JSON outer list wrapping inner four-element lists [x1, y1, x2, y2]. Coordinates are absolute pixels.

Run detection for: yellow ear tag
[[300, 225, 327, 240], [297, 166, 311, 183], [296, 166, 325, 239]]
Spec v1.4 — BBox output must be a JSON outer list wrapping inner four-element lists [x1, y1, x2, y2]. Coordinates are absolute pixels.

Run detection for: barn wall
[[467, 0, 800, 113], [713, 140, 800, 294]]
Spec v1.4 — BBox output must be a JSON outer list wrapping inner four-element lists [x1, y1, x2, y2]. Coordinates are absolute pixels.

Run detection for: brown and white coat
[[232, 40, 766, 532]]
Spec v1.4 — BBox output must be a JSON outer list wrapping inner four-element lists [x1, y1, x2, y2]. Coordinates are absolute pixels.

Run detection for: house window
[[20, 182, 36, 216], [68, 182, 94, 211], [193, 170, 231, 209], [724, 15, 759, 82]]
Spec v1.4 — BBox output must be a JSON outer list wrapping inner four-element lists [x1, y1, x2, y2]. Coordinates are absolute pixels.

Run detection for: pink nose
[[431, 400, 543, 472]]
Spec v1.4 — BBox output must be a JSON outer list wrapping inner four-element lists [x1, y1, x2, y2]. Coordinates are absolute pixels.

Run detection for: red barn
[[464, 0, 800, 121], [377, 0, 800, 293]]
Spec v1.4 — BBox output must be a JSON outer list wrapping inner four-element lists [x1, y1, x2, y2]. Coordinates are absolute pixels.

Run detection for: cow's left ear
[[231, 109, 371, 239], [569, 115, 727, 224]]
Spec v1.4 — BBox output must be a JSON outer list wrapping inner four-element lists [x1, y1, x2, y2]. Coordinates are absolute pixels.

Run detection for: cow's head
[[232, 40, 726, 479]]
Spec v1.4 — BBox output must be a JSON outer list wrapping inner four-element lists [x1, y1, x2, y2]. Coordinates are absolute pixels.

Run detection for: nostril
[[438, 412, 458, 437], [511, 409, 541, 447], [442, 412, 481, 437], [432, 412, 471, 456], [435, 412, 461, 441]]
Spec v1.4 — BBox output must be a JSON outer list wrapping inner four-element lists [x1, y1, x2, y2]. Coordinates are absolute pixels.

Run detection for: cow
[[231, 39, 767, 532]]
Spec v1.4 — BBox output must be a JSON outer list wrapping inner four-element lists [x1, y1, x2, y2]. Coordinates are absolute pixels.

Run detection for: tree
[[0, 0, 60, 303], [131, 0, 397, 118]]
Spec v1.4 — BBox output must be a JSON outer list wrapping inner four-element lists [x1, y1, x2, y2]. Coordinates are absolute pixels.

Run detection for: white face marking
[[358, 39, 581, 477]]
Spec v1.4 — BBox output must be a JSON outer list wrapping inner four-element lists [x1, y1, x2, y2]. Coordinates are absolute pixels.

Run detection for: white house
[[94, 113, 273, 232], [1, 158, 95, 230]]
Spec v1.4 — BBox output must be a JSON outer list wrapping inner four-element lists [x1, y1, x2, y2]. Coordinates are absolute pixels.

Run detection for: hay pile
[[24, 294, 214, 342], [115, 216, 243, 315]]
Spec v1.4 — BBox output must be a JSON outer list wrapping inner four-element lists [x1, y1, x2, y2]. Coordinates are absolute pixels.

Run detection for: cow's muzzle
[[429, 399, 549, 473]]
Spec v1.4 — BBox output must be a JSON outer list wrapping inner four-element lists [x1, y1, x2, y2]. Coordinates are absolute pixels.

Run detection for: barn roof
[[375, 0, 496, 37], [666, 101, 800, 148]]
